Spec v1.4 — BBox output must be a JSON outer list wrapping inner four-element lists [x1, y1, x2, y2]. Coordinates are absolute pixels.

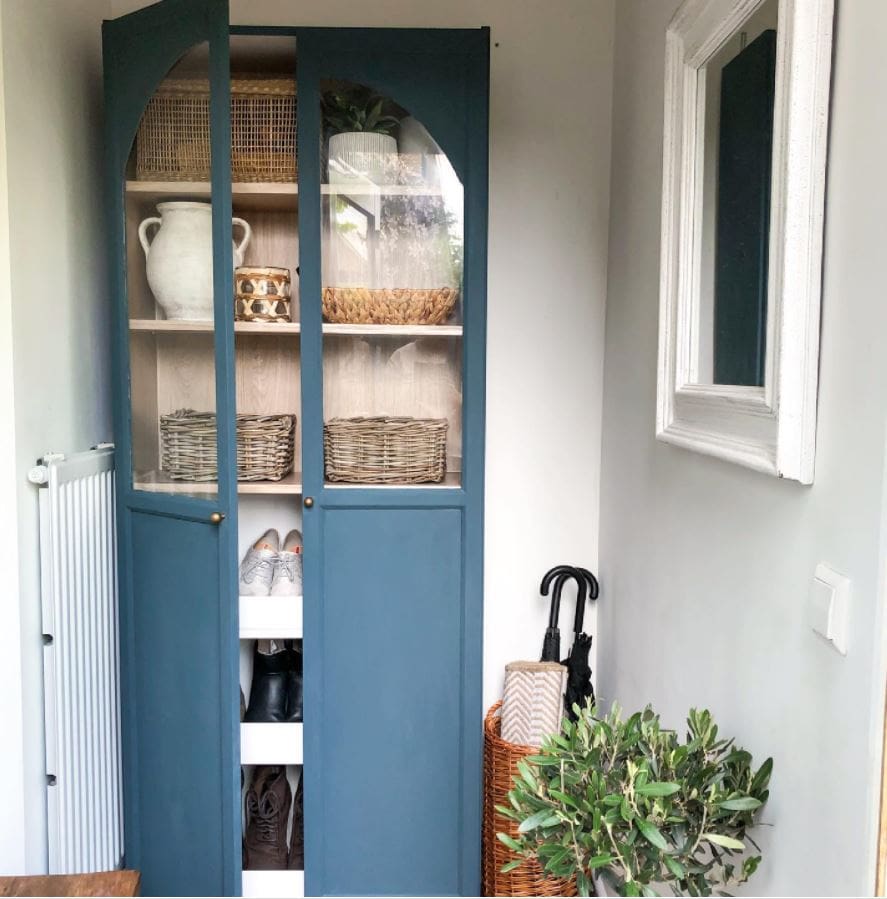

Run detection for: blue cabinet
[[104, 4, 488, 895]]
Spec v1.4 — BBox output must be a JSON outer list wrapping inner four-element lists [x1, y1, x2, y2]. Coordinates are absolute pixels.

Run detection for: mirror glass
[[697, 0, 778, 387]]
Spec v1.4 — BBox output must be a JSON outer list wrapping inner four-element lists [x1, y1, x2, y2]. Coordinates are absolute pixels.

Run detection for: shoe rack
[[232, 38, 305, 899]]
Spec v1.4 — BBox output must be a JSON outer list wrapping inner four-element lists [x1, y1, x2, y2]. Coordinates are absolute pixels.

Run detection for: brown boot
[[244, 766, 291, 870], [288, 773, 304, 870]]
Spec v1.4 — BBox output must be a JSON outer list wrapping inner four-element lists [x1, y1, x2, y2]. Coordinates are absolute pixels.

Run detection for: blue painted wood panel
[[316, 507, 464, 896], [128, 511, 225, 896], [104, 1, 240, 895], [297, 27, 489, 896]]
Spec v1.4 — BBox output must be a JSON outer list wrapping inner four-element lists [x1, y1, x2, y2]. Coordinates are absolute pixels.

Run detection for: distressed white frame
[[656, 0, 834, 484]]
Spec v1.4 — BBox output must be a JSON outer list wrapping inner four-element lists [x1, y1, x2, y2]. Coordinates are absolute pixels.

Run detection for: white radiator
[[31, 447, 123, 874]]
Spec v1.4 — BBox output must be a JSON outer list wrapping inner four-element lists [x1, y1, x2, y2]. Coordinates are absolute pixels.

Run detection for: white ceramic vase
[[138, 201, 252, 320], [328, 132, 397, 185]]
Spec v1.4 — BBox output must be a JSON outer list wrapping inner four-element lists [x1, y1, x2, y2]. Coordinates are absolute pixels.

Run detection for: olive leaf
[[502, 699, 772, 897]]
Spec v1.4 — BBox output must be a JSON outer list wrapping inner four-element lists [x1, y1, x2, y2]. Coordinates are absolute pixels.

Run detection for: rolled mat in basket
[[501, 661, 568, 748], [482, 702, 577, 897]]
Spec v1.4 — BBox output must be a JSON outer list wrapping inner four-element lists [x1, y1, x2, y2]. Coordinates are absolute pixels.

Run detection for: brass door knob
[[209, 511, 225, 524], [304, 496, 314, 508]]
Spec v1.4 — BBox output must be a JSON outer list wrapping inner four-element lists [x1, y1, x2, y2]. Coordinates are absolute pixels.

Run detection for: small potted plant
[[498, 702, 772, 897], [323, 87, 401, 184]]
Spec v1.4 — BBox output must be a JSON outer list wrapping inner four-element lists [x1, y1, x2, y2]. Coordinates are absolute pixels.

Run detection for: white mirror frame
[[656, 0, 834, 484]]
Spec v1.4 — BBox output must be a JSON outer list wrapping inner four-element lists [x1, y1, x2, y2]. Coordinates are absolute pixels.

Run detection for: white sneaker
[[239, 529, 279, 596], [271, 529, 303, 596]]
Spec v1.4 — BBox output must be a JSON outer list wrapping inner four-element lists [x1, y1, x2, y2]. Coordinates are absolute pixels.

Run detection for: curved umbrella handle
[[540, 564, 576, 661], [566, 572, 587, 635], [572, 567, 599, 635], [541, 565, 576, 598], [575, 566, 600, 601]]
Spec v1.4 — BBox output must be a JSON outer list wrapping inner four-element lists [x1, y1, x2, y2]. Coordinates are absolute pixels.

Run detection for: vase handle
[[137, 217, 162, 258], [232, 217, 252, 259]]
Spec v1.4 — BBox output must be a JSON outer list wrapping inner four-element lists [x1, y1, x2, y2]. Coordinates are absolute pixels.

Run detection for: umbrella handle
[[570, 575, 588, 635], [572, 567, 599, 635], [541, 565, 575, 630], [575, 566, 600, 600]]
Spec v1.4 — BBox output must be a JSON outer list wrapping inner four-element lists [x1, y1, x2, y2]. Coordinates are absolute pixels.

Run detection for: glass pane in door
[[320, 81, 464, 487], [125, 43, 220, 497]]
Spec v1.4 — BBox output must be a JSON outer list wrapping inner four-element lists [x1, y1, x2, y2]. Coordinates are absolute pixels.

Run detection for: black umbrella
[[562, 566, 599, 719], [539, 565, 575, 662]]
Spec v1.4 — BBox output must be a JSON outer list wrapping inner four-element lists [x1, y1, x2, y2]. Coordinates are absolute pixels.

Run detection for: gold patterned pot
[[235, 293, 292, 323], [235, 266, 291, 298]]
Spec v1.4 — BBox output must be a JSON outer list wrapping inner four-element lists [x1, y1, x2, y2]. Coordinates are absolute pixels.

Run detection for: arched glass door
[[104, 2, 240, 894]]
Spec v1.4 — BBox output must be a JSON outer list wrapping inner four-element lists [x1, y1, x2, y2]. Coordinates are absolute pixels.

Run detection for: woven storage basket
[[160, 410, 295, 482], [322, 286, 459, 326], [137, 77, 297, 182], [483, 702, 577, 897], [323, 416, 447, 484]]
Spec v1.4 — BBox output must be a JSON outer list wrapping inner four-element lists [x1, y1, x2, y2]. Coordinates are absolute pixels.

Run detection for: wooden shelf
[[240, 595, 302, 640], [241, 870, 304, 898], [240, 722, 303, 765], [130, 319, 461, 338], [323, 323, 462, 337], [126, 180, 298, 211], [130, 319, 301, 335], [134, 472, 302, 495]]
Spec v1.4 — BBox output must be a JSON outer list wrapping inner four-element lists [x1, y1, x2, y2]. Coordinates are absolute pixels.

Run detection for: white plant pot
[[592, 871, 617, 897], [138, 201, 252, 320], [328, 131, 397, 185]]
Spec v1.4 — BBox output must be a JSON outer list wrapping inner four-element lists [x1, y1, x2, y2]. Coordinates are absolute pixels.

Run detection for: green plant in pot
[[497, 702, 772, 897], [323, 88, 401, 184]]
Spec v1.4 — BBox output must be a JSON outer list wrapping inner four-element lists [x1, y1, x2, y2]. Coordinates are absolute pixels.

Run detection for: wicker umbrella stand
[[482, 702, 577, 897]]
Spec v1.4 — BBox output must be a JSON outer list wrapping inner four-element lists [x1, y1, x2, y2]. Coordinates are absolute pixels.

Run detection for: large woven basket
[[323, 416, 447, 484], [483, 702, 577, 897], [160, 410, 295, 482], [137, 77, 297, 182], [322, 286, 459, 326]]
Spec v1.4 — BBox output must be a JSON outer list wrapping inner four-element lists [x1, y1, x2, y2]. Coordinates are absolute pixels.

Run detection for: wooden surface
[[0, 871, 140, 897], [134, 470, 303, 495], [126, 180, 299, 211]]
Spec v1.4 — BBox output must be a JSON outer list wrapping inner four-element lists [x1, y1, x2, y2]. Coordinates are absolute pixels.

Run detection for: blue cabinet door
[[297, 27, 489, 896], [314, 507, 465, 896], [104, 1, 240, 894]]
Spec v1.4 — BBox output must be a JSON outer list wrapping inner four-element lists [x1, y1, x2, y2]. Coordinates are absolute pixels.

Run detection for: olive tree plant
[[498, 702, 772, 897]]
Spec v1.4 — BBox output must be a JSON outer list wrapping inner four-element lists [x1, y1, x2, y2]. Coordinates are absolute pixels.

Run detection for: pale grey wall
[[600, 1, 887, 894], [0, 0, 112, 873]]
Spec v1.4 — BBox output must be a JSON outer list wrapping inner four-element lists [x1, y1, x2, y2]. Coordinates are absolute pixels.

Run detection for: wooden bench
[[0, 871, 140, 897]]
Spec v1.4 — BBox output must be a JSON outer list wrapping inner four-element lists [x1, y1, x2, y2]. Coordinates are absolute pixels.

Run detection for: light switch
[[810, 564, 850, 655]]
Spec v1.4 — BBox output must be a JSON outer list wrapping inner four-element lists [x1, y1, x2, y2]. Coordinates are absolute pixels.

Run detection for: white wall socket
[[810, 564, 850, 655]]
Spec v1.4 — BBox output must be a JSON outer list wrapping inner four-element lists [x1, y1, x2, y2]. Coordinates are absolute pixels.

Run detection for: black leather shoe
[[284, 641, 303, 723], [245, 643, 289, 723]]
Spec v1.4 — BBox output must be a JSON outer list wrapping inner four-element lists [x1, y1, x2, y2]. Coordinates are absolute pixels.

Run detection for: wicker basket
[[160, 410, 295, 482], [323, 416, 447, 484], [137, 78, 297, 182], [322, 286, 459, 326], [483, 702, 577, 897]]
